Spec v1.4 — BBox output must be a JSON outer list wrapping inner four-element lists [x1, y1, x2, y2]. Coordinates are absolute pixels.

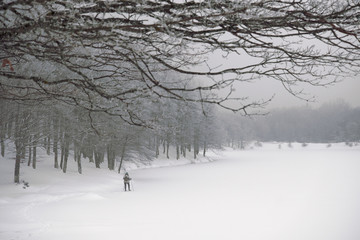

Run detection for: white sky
[[234, 75, 360, 109], [203, 50, 360, 109]]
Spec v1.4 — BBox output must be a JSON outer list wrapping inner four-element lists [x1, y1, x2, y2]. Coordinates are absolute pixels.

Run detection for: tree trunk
[[203, 141, 207, 157], [118, 136, 128, 173], [54, 147, 59, 168], [21, 143, 26, 160], [14, 106, 22, 183], [46, 135, 51, 155], [77, 150, 82, 174], [155, 136, 160, 158], [88, 149, 94, 163], [107, 143, 115, 170], [163, 139, 166, 154], [14, 146, 21, 183], [60, 143, 64, 169], [53, 141, 59, 169], [62, 133, 70, 173], [62, 145, 69, 173], [193, 135, 198, 159], [27, 140, 32, 166], [176, 143, 180, 160], [0, 121, 5, 157], [53, 119, 59, 169], [0, 134, 4, 157], [166, 141, 170, 159], [14, 122, 22, 183], [32, 134, 37, 169], [94, 149, 103, 169], [32, 145, 37, 169]]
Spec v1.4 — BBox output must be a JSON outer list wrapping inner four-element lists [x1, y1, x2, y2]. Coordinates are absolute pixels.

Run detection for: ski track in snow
[[1, 143, 360, 240]]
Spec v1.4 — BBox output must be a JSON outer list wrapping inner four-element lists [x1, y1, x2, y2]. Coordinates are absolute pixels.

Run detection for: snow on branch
[[1, 0, 359, 124]]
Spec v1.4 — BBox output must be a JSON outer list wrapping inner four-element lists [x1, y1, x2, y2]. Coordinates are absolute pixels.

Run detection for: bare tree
[[1, 0, 359, 126]]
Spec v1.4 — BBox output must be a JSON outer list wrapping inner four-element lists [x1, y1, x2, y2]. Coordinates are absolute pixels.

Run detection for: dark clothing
[[123, 174, 132, 191], [124, 182, 131, 191]]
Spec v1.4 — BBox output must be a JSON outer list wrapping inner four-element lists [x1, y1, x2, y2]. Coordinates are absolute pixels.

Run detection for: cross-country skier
[[123, 172, 132, 191]]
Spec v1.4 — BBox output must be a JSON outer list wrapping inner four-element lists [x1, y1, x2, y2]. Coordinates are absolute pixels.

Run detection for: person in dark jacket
[[123, 172, 132, 191]]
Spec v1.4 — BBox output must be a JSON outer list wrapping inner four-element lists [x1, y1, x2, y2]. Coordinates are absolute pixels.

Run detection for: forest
[[1, 0, 360, 183], [0, 97, 221, 182], [1, 97, 359, 183]]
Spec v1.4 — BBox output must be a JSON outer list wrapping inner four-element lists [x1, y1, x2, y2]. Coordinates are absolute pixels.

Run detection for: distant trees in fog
[[257, 102, 360, 143], [221, 101, 360, 146]]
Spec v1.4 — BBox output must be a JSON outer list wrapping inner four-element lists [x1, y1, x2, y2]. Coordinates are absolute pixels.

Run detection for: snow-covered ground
[[1, 142, 360, 240]]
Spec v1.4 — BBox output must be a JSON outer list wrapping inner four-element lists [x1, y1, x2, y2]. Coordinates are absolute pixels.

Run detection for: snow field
[[0, 142, 360, 240]]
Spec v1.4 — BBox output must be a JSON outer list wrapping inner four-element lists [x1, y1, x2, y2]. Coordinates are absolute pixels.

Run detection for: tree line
[[220, 101, 360, 147], [1, 97, 359, 183], [0, 98, 221, 183]]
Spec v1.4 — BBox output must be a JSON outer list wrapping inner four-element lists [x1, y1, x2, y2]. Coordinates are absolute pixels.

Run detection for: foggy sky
[[204, 50, 360, 110], [236, 75, 360, 109]]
